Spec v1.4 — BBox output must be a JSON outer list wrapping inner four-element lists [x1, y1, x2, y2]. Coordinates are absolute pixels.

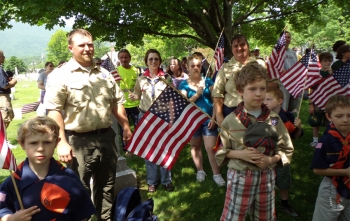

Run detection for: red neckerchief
[[143, 68, 165, 77], [233, 102, 271, 128], [234, 102, 275, 155], [328, 124, 350, 203]]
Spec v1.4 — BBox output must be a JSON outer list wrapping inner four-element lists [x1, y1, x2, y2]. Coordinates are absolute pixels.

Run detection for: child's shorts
[[192, 124, 218, 138], [312, 177, 350, 221], [275, 164, 291, 190]]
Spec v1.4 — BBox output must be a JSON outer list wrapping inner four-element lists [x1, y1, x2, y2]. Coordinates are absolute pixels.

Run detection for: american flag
[[0, 113, 17, 170], [101, 57, 122, 82], [214, 36, 225, 72], [267, 32, 286, 79], [21, 101, 40, 114], [305, 49, 322, 89], [308, 60, 350, 109], [280, 49, 319, 98], [126, 86, 209, 170]]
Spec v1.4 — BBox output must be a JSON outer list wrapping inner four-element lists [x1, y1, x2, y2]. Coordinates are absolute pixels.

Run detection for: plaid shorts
[[220, 169, 276, 221]]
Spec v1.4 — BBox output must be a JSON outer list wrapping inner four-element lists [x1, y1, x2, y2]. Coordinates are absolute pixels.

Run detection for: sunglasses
[[148, 57, 159, 61]]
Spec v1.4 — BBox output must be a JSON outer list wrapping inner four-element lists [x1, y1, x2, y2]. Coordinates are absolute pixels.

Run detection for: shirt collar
[[66, 58, 100, 72], [143, 68, 165, 78], [19, 158, 63, 189]]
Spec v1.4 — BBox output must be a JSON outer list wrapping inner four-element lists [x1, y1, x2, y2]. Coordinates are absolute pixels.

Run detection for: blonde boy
[[0, 116, 95, 221], [264, 88, 302, 217], [311, 95, 350, 221], [215, 61, 294, 221]]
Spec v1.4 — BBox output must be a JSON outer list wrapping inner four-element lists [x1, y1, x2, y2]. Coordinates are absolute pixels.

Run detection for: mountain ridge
[[0, 22, 71, 58]]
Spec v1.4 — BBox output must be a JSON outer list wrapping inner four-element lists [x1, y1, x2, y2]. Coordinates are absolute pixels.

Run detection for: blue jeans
[[139, 111, 172, 186], [145, 160, 172, 185]]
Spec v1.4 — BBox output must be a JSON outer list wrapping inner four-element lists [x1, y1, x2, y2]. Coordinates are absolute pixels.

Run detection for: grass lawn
[[2, 80, 324, 220]]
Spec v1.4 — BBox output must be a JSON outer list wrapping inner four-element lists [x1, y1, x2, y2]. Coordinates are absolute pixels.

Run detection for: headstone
[[111, 115, 137, 196], [13, 108, 22, 119]]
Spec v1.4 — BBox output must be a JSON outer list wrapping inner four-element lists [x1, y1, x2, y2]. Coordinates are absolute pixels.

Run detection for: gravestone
[[111, 115, 138, 195]]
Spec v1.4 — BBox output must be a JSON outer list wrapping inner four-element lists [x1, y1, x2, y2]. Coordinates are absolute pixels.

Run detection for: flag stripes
[[127, 102, 208, 170], [0, 113, 16, 170]]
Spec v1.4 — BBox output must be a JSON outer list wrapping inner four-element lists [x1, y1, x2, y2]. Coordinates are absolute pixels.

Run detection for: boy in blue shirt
[[264, 84, 302, 218], [311, 95, 350, 221], [0, 116, 96, 221]]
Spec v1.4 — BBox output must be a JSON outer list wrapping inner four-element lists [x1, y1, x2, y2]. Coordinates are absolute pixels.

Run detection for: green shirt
[[117, 66, 140, 108]]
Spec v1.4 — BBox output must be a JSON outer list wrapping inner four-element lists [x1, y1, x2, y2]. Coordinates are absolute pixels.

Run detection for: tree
[[126, 34, 200, 67], [3, 56, 27, 74], [290, 1, 350, 53], [47, 29, 70, 64], [1, 0, 346, 58]]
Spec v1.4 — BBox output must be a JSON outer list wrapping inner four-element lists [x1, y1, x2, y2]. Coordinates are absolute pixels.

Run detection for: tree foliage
[[290, 1, 350, 53], [46, 29, 70, 64], [3, 56, 27, 74], [1, 0, 346, 58]]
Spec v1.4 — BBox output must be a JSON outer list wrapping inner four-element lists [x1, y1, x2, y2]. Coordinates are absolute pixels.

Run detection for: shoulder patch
[[271, 117, 279, 126], [0, 192, 6, 202], [315, 143, 322, 149]]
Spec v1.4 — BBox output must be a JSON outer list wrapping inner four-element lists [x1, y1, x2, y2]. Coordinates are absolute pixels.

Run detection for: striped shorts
[[220, 169, 276, 221]]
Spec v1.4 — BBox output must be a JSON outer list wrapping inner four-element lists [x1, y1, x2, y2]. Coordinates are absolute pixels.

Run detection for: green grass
[[1, 81, 40, 182], [2, 81, 323, 220]]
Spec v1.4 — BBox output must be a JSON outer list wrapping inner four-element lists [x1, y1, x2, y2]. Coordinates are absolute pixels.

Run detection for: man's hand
[[56, 141, 74, 164], [3, 206, 40, 221], [122, 127, 133, 144]]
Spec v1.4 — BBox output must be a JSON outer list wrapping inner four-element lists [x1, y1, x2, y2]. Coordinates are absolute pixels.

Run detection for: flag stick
[[296, 43, 314, 119], [205, 27, 225, 80], [10, 170, 24, 210], [296, 75, 307, 119], [345, 178, 349, 185], [158, 77, 248, 150]]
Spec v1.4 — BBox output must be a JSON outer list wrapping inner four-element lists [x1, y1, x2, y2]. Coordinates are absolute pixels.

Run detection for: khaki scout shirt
[[133, 76, 168, 112], [212, 57, 266, 107], [215, 108, 294, 171], [45, 58, 125, 133]]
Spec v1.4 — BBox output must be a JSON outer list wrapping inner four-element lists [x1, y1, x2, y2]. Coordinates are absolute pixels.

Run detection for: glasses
[[148, 57, 159, 62]]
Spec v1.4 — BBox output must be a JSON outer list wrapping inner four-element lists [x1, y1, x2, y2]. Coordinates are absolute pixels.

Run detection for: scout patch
[[271, 117, 279, 126]]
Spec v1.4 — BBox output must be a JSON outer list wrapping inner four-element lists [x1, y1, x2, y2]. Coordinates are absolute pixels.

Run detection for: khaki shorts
[[0, 94, 14, 123]]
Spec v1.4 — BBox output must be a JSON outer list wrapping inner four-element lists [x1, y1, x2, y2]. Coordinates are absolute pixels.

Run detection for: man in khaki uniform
[[212, 35, 266, 125], [45, 29, 132, 221]]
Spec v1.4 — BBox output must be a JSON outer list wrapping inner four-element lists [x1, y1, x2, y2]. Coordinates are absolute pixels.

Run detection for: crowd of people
[[0, 28, 349, 221]]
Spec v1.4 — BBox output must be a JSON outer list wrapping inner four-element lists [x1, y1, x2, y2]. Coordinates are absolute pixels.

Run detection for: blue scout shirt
[[310, 131, 350, 199], [0, 158, 96, 220]]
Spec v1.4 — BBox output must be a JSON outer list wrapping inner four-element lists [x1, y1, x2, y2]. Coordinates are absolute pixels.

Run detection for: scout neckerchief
[[143, 68, 165, 99], [278, 108, 296, 134], [233, 102, 276, 155], [328, 124, 350, 204]]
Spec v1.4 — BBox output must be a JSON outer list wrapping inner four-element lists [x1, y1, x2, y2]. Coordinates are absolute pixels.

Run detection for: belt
[[65, 127, 111, 135]]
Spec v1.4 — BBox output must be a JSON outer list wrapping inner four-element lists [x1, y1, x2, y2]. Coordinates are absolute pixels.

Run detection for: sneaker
[[213, 174, 226, 187], [164, 183, 174, 192], [310, 141, 317, 147], [196, 171, 206, 182], [281, 204, 298, 218]]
